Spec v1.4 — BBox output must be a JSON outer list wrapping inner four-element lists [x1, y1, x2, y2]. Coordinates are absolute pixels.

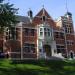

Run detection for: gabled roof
[[35, 8, 52, 19], [15, 8, 57, 29], [33, 8, 56, 28]]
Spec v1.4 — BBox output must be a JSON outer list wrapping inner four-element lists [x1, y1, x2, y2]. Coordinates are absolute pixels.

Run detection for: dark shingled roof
[[16, 15, 30, 23]]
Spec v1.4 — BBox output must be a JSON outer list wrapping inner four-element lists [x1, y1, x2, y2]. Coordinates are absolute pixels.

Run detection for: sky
[[5, 0, 75, 29]]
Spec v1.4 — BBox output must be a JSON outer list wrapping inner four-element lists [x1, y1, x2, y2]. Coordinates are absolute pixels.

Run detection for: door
[[70, 52, 73, 59], [43, 45, 51, 56]]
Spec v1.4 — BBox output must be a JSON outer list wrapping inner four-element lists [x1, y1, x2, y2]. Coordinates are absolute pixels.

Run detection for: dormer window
[[42, 15, 46, 21], [41, 16, 46, 22]]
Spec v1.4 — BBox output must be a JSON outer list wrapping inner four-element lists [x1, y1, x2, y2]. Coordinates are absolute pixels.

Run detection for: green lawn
[[0, 59, 75, 75]]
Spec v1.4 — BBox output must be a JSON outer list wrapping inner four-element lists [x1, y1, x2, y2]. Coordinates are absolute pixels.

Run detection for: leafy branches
[[0, 0, 18, 32]]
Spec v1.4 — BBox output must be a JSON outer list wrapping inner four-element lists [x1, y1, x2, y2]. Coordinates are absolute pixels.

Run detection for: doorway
[[43, 45, 51, 56], [70, 52, 74, 59]]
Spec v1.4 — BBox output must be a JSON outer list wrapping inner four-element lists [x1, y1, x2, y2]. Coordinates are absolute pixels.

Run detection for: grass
[[0, 59, 75, 75]]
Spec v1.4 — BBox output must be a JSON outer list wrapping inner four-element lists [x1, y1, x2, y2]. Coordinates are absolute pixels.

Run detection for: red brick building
[[0, 7, 75, 59]]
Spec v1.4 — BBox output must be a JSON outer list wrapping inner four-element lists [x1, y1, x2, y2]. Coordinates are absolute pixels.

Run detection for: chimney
[[28, 9, 33, 23]]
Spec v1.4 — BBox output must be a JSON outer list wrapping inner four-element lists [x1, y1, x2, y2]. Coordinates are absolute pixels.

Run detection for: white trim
[[64, 28, 68, 57], [23, 52, 36, 54], [16, 26, 36, 29], [21, 26, 23, 60], [24, 36, 36, 37], [56, 44, 65, 46], [21, 58, 37, 60], [9, 58, 21, 60], [35, 16, 52, 20], [23, 42, 35, 44], [65, 33, 74, 35], [9, 52, 21, 54], [53, 30, 65, 33], [22, 27, 36, 29]]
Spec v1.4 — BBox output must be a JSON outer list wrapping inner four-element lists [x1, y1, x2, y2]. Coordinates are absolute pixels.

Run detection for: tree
[[0, 0, 18, 34], [0, 0, 18, 53]]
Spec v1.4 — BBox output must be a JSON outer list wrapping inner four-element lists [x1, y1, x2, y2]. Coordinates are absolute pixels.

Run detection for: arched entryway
[[43, 45, 51, 57], [70, 52, 74, 59]]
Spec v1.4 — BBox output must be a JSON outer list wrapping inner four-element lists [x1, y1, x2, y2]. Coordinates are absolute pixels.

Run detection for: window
[[44, 28, 47, 36], [44, 28, 51, 36], [44, 28, 46, 31], [24, 47, 30, 53], [39, 28, 51, 37], [44, 32, 47, 36], [25, 28, 29, 36], [42, 16, 46, 21], [40, 28, 42, 31], [23, 43, 35, 53], [43, 16, 46, 21], [31, 44, 35, 53], [40, 16, 46, 22], [5, 29, 13, 40], [47, 28, 50, 32], [6, 32, 9, 35], [48, 32, 50, 36], [65, 26, 72, 34], [24, 28, 35, 36], [39, 49, 42, 52], [57, 45, 65, 53], [40, 28, 43, 36], [31, 29, 35, 36], [55, 32, 64, 39], [16, 30, 18, 39], [60, 32, 64, 39], [62, 19, 73, 34], [55, 32, 59, 38], [67, 40, 74, 45], [6, 36, 8, 40], [40, 32, 43, 36]]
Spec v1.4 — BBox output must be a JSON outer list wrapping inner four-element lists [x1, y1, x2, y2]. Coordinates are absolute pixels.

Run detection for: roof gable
[[33, 8, 56, 28], [35, 8, 52, 19]]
